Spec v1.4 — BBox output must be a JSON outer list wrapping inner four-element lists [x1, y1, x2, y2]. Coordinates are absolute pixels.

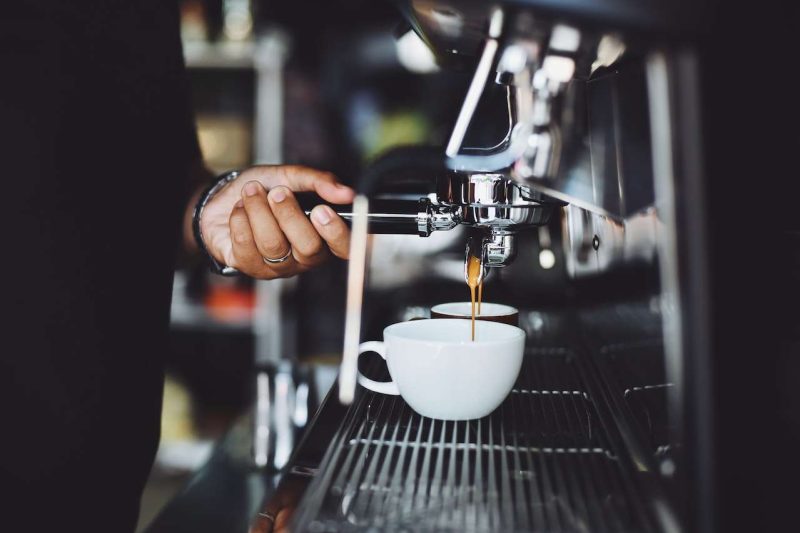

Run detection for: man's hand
[[200, 165, 354, 279], [248, 476, 309, 533]]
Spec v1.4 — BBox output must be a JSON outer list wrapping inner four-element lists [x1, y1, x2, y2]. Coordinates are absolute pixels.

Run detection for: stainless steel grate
[[597, 339, 675, 460], [293, 348, 656, 532]]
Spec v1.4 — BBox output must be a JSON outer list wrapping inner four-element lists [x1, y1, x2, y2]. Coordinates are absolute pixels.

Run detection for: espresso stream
[[466, 255, 484, 341]]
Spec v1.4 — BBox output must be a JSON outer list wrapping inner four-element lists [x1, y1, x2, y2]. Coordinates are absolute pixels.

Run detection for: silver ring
[[258, 511, 275, 522], [262, 246, 292, 264]]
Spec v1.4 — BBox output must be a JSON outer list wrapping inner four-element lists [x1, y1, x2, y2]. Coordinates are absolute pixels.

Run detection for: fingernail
[[270, 187, 287, 203], [244, 182, 259, 197], [313, 206, 332, 225]]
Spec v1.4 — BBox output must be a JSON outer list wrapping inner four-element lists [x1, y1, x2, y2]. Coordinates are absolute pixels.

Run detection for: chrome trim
[[444, 36, 500, 159], [484, 232, 518, 266], [445, 7, 504, 160]]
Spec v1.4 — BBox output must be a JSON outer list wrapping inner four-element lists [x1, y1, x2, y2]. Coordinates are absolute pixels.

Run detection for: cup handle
[[356, 341, 400, 395]]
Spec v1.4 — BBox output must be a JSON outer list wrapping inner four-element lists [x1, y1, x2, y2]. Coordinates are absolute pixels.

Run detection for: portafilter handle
[[294, 193, 458, 236]]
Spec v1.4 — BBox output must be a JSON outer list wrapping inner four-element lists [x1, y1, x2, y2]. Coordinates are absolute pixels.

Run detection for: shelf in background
[[183, 40, 255, 69]]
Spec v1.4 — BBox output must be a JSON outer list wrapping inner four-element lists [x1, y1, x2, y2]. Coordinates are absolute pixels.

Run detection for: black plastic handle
[[294, 193, 424, 235]]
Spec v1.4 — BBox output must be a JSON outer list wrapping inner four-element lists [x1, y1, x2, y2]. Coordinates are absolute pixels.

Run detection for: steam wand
[[339, 195, 370, 404], [338, 147, 446, 404]]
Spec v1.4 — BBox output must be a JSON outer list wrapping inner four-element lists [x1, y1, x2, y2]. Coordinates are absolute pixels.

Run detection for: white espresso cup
[[356, 319, 525, 420]]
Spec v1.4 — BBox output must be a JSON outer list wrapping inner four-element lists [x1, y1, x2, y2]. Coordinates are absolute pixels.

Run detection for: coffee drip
[[466, 254, 484, 341]]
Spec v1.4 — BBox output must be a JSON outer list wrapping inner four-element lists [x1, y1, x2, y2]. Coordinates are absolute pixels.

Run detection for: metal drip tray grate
[[293, 349, 654, 532]]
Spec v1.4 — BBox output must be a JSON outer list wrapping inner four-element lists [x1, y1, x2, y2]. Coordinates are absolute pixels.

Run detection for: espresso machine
[[259, 0, 799, 531], [252, 1, 683, 530]]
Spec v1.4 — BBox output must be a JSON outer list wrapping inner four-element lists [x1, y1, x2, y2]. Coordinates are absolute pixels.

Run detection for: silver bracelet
[[193, 170, 240, 276]]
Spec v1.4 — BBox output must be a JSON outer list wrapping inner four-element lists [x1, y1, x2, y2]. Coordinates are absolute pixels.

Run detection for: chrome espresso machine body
[[273, 1, 797, 532], [336, 6, 672, 402]]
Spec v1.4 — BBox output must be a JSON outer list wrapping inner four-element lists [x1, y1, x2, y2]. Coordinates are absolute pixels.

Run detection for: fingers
[[248, 512, 275, 533], [247, 507, 289, 533], [240, 181, 298, 273], [279, 166, 355, 204], [273, 508, 293, 533], [267, 186, 328, 268], [310, 205, 351, 259], [232, 180, 331, 277], [219, 175, 350, 279], [202, 165, 353, 280], [228, 201, 270, 277], [245, 165, 355, 204]]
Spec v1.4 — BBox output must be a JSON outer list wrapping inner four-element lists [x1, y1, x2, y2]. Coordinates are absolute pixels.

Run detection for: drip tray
[[293, 349, 656, 532]]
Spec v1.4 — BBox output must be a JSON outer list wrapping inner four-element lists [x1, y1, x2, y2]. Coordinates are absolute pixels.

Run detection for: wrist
[[193, 169, 241, 276]]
